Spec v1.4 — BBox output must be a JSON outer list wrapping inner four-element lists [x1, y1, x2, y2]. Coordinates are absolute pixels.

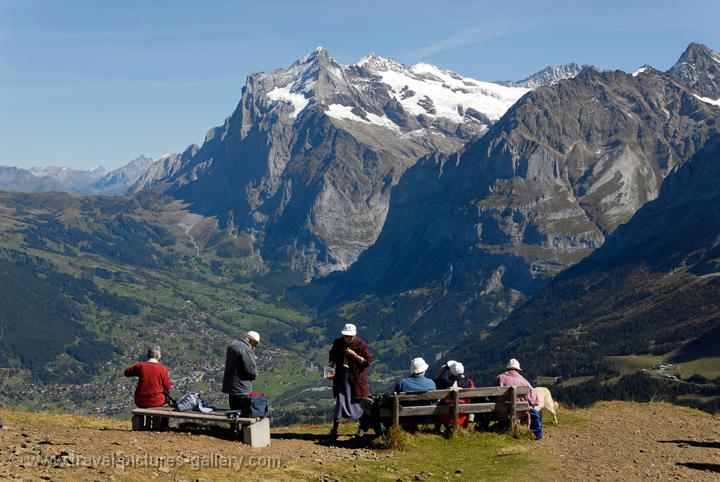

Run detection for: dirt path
[[539, 401, 720, 481]]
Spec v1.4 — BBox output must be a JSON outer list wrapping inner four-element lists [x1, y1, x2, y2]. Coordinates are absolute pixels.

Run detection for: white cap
[[410, 357, 429, 375], [448, 361, 464, 376], [247, 331, 260, 344], [505, 358, 521, 371], [341, 323, 357, 336]]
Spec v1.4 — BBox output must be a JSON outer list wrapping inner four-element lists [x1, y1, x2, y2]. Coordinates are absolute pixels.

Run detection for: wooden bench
[[379, 386, 531, 432], [131, 407, 271, 447]]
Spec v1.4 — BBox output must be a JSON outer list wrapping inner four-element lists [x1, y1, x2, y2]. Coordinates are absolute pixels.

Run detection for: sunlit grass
[[0, 407, 128, 430]]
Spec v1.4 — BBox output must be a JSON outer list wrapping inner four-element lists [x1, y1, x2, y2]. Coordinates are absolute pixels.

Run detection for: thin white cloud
[[413, 20, 532, 58]]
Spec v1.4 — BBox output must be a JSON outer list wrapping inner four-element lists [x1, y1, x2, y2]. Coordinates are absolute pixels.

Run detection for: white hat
[[247, 331, 260, 344], [505, 358, 521, 371], [410, 357, 429, 375], [448, 361, 464, 376], [341, 323, 357, 336]]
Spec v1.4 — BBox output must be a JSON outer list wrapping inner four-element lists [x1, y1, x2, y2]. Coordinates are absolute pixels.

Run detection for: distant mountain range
[[0, 156, 154, 195]]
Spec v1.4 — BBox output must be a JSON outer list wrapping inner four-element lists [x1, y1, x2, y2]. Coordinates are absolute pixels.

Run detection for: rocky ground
[[539, 401, 720, 481], [0, 415, 388, 482], [0, 401, 718, 481]]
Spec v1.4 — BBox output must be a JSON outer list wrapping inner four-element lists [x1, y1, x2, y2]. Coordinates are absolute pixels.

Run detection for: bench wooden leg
[[242, 418, 271, 447], [132, 414, 168, 431], [509, 386, 517, 429], [131, 414, 144, 431], [393, 396, 400, 428], [148, 415, 168, 431]]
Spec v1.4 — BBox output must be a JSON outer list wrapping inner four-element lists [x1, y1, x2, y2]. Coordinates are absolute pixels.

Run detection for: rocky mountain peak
[[355, 53, 405, 72], [631, 64, 662, 77], [502, 62, 587, 88], [302, 46, 331, 63], [667, 42, 720, 100], [673, 42, 718, 66]]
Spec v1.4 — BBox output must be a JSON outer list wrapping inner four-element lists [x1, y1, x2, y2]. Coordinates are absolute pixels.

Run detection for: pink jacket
[[491, 369, 539, 406]]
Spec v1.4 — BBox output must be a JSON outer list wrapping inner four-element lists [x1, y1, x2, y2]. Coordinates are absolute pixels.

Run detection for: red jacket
[[124, 361, 173, 408]]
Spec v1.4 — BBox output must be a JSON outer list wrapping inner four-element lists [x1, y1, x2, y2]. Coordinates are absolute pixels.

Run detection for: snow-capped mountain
[[500, 63, 586, 88], [132, 48, 533, 278], [244, 48, 531, 136]]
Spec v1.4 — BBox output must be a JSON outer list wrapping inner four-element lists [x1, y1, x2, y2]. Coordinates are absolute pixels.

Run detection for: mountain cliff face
[[131, 48, 531, 278], [453, 134, 720, 379], [316, 52, 720, 354]]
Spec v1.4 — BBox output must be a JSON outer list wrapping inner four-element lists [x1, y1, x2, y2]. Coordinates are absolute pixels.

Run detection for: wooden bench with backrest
[[131, 407, 271, 447], [378, 386, 531, 432]]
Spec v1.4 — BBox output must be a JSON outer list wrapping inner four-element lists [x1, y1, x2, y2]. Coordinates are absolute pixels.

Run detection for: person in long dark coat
[[328, 323, 372, 440]]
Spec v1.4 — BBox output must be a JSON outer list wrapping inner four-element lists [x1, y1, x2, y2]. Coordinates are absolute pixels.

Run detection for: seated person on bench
[[491, 358, 539, 429], [395, 357, 436, 393], [393, 357, 436, 432], [124, 345, 173, 408], [435, 360, 475, 430]]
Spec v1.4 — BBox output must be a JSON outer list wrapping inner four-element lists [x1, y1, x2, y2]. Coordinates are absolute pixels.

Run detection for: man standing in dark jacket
[[222, 331, 260, 410]]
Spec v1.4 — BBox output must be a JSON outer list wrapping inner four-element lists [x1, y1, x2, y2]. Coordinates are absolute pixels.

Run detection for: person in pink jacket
[[491, 358, 539, 427]]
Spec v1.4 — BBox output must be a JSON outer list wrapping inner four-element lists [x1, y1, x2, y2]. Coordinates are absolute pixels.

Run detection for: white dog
[[534, 387, 559, 424]]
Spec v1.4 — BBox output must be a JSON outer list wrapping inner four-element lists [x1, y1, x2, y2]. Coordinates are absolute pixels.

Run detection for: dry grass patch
[[0, 408, 127, 430]]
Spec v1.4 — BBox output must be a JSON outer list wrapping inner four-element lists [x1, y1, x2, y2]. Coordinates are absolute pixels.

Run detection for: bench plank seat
[[132, 407, 259, 424], [379, 401, 530, 418], [392, 386, 530, 402], [130, 407, 270, 447], [389, 385, 533, 432]]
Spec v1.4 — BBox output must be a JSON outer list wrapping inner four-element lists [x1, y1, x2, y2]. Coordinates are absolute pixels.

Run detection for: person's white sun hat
[[247, 331, 260, 344], [449, 361, 465, 376], [410, 357, 429, 374], [505, 358, 521, 371], [341, 323, 357, 336]]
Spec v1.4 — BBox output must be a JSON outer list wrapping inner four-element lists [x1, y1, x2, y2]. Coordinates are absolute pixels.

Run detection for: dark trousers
[[229, 394, 246, 410]]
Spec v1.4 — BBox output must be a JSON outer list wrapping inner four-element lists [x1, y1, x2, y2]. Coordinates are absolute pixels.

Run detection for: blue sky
[[1, 0, 719, 169]]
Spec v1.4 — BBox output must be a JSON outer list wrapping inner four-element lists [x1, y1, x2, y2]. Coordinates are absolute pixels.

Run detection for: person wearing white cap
[[390, 357, 437, 433], [490, 358, 539, 428], [222, 330, 260, 410], [435, 360, 474, 390], [328, 323, 373, 440], [393, 357, 436, 393], [434, 360, 475, 431]]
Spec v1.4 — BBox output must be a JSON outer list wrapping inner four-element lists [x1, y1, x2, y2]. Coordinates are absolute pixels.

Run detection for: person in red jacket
[[124, 345, 173, 408]]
